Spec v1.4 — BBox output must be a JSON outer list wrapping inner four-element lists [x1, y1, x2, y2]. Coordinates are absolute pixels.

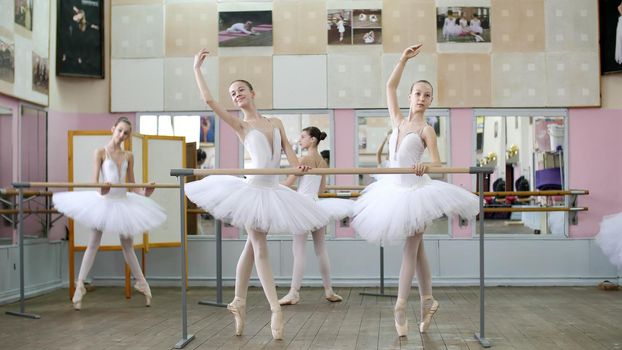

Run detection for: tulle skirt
[[596, 212, 622, 269], [185, 175, 329, 235], [52, 191, 166, 238], [316, 198, 354, 222], [352, 175, 479, 246]]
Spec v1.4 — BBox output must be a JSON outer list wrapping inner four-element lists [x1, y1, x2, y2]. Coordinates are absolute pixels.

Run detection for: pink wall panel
[[567, 109, 622, 238], [333, 109, 356, 238], [450, 109, 477, 238]]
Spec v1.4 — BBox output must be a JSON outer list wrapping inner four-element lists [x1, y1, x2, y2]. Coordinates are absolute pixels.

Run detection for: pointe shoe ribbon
[[227, 297, 246, 336], [72, 282, 87, 310], [419, 299, 439, 333]]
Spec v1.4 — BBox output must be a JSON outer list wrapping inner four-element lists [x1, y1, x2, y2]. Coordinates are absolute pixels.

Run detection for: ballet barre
[[171, 166, 494, 348], [5, 181, 179, 322]]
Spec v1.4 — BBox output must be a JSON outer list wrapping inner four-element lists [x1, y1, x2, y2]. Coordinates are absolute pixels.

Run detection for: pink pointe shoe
[[271, 308, 284, 340], [72, 282, 87, 310], [394, 299, 408, 337], [278, 291, 300, 305], [227, 297, 246, 336], [419, 298, 439, 333], [134, 281, 152, 307]]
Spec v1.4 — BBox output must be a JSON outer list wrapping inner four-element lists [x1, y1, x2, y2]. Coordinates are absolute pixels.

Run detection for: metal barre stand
[[174, 173, 195, 349], [359, 246, 397, 298], [5, 184, 41, 319], [197, 219, 227, 308]]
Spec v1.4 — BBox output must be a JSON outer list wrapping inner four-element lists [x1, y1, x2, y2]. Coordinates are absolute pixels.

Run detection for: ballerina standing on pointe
[[352, 44, 480, 337], [186, 49, 329, 340]]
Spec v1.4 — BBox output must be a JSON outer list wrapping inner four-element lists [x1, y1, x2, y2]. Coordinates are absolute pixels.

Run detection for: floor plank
[[1, 286, 621, 350]]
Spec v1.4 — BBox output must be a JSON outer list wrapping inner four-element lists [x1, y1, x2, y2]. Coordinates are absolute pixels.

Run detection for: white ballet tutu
[[52, 191, 166, 238], [185, 175, 329, 235], [352, 175, 479, 246], [596, 212, 622, 269], [317, 198, 354, 221]]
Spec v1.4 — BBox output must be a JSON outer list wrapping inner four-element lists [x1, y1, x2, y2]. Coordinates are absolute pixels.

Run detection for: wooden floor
[[1, 286, 621, 349]]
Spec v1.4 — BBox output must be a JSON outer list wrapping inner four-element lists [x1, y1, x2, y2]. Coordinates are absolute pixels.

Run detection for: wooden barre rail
[[323, 186, 589, 197], [11, 182, 179, 189], [186, 207, 587, 215], [0, 190, 53, 196], [0, 209, 59, 214], [171, 166, 493, 177]]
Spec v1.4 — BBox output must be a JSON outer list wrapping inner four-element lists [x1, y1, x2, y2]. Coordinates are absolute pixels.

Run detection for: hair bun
[[320, 132, 327, 140]]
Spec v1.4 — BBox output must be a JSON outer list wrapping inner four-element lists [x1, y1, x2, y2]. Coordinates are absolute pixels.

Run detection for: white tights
[[233, 227, 281, 312], [289, 227, 335, 296], [76, 230, 147, 285], [395, 233, 433, 324]]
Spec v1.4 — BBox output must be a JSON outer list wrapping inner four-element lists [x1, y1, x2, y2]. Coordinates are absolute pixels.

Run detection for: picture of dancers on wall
[[0, 38, 15, 84], [353, 9, 382, 45], [14, 0, 33, 31], [327, 10, 352, 45], [328, 9, 382, 45], [218, 11, 273, 47], [57, 0, 103, 78], [437, 7, 490, 43], [599, 0, 622, 74], [199, 115, 215, 144], [32, 52, 48, 95]]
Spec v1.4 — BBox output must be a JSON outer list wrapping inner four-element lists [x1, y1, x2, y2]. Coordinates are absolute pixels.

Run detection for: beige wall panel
[[165, 2, 218, 57], [218, 56, 273, 110], [545, 52, 599, 107], [111, 5, 164, 58], [545, 0, 598, 52], [381, 53, 438, 108], [273, 55, 326, 109], [602, 74, 622, 109], [164, 56, 218, 111], [112, 0, 162, 5], [327, 54, 382, 108], [491, 0, 545, 52], [437, 54, 490, 107], [491, 53, 546, 107], [111, 58, 164, 112], [383, 0, 436, 54], [273, 0, 326, 54]]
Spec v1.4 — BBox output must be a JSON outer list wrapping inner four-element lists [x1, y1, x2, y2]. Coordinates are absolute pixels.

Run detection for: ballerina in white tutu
[[278, 126, 353, 306], [53, 117, 165, 310], [352, 44, 479, 337], [188, 49, 328, 340], [596, 212, 622, 270]]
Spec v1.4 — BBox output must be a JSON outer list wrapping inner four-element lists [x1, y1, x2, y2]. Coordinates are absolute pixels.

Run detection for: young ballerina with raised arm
[[186, 49, 329, 340], [53, 117, 166, 310], [351, 44, 479, 337], [279, 126, 353, 305]]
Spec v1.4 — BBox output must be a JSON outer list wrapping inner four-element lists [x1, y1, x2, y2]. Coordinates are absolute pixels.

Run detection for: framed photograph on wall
[[56, 0, 104, 78], [218, 11, 273, 47], [599, 0, 622, 74], [436, 7, 490, 43]]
